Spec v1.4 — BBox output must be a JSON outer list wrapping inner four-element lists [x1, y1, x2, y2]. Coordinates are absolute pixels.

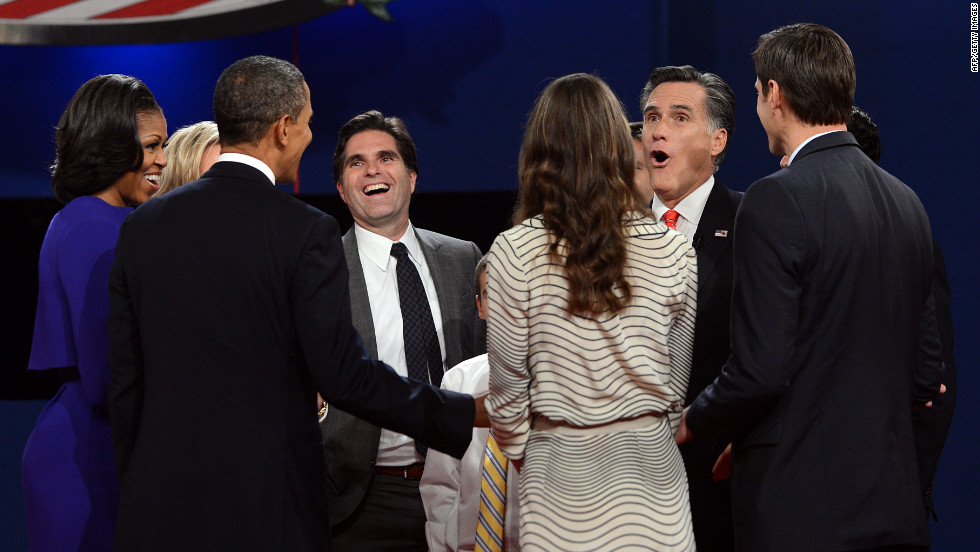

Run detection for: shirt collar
[[786, 130, 842, 166], [354, 221, 423, 272], [651, 175, 714, 227], [216, 153, 276, 185]]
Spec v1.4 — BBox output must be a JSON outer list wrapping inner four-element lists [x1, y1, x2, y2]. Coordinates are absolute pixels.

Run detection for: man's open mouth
[[650, 151, 669, 167], [364, 183, 389, 196]]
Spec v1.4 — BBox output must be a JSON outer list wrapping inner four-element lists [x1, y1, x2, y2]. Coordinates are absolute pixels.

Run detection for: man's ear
[[475, 294, 486, 321], [274, 114, 291, 147], [709, 128, 727, 158], [336, 179, 348, 203], [767, 80, 782, 109]]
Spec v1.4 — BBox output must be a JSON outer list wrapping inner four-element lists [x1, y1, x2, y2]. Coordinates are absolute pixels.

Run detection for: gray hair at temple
[[640, 65, 735, 169], [213, 55, 306, 147]]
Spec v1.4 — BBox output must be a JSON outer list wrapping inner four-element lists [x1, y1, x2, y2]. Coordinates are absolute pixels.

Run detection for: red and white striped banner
[[0, 0, 365, 45]]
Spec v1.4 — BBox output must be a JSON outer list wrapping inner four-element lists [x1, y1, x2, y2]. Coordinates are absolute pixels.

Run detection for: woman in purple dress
[[22, 74, 167, 551]]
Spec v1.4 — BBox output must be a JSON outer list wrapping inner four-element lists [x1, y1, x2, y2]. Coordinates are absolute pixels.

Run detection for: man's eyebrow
[[644, 103, 694, 114], [345, 153, 364, 165], [378, 149, 399, 159]]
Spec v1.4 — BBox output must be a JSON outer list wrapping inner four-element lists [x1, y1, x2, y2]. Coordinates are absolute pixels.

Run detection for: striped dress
[[486, 213, 697, 551]]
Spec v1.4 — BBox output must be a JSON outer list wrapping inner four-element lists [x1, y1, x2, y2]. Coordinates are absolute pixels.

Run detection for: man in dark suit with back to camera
[[845, 106, 957, 528], [108, 56, 475, 552], [639, 65, 741, 551], [320, 110, 485, 551], [677, 24, 943, 552]]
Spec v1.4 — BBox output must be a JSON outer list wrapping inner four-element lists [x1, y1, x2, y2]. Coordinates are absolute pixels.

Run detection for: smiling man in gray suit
[[321, 110, 486, 551]]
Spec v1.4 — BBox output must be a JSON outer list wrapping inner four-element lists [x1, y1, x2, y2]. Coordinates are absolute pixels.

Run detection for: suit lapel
[[342, 229, 378, 358], [694, 181, 738, 288], [416, 229, 459, 371]]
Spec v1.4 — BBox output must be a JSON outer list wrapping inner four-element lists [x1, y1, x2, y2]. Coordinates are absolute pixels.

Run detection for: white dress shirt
[[215, 152, 276, 185], [353, 222, 447, 466], [651, 175, 715, 240], [420, 354, 521, 551], [786, 130, 842, 166]]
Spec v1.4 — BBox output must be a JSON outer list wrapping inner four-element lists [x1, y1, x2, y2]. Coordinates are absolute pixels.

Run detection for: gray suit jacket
[[320, 225, 486, 528]]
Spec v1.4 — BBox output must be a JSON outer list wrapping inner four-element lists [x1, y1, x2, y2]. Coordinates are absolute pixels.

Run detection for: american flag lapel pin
[[714, 230, 729, 237]]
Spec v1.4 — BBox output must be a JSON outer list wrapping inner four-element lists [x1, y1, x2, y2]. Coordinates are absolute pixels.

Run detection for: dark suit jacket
[[108, 161, 474, 552], [677, 180, 741, 552], [320, 225, 486, 528], [686, 132, 943, 551], [912, 240, 956, 518]]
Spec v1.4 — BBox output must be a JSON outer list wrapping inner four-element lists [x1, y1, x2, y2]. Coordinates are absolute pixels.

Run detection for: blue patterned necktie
[[390, 242, 443, 389]]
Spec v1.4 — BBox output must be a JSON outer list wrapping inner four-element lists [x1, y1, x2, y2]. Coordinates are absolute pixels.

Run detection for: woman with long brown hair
[[486, 73, 697, 551]]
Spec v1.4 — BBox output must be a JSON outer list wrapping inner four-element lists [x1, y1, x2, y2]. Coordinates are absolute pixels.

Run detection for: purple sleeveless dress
[[22, 196, 132, 551]]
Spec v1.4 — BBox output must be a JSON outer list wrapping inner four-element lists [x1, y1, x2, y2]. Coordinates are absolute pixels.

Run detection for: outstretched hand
[[473, 394, 491, 428]]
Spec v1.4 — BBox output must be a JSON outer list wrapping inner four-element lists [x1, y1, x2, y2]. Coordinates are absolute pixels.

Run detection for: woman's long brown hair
[[513, 73, 648, 316]]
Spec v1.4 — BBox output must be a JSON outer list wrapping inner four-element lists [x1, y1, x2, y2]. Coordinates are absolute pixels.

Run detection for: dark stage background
[[1, 1, 977, 550]]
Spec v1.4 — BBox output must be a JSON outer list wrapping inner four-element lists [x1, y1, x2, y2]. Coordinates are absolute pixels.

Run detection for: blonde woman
[[153, 120, 219, 197]]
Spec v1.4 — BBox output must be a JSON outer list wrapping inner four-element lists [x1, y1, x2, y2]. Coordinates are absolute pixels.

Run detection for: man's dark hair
[[753, 23, 855, 126], [639, 65, 735, 168], [847, 106, 880, 165], [473, 253, 489, 291], [213, 55, 306, 146], [628, 121, 644, 141], [332, 110, 419, 182], [51, 74, 161, 204]]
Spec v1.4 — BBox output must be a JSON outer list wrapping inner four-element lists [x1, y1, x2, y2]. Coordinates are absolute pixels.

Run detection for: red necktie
[[663, 209, 679, 230]]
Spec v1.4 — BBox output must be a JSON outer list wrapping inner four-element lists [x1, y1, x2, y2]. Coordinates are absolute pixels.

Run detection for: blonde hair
[[154, 121, 219, 197]]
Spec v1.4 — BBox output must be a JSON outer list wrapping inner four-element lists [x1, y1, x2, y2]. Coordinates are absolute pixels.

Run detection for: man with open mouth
[[639, 64, 742, 552], [322, 110, 486, 551]]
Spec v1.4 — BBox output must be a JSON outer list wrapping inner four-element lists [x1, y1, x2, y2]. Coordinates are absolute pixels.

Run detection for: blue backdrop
[[1, 1, 976, 550]]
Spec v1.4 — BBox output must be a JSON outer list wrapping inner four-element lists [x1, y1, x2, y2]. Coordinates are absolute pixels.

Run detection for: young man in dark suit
[[108, 56, 476, 552], [845, 106, 957, 527], [639, 65, 741, 551], [677, 24, 943, 552], [320, 110, 485, 551]]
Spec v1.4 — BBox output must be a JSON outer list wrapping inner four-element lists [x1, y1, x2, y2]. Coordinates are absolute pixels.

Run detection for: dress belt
[[531, 411, 667, 435], [373, 462, 425, 480]]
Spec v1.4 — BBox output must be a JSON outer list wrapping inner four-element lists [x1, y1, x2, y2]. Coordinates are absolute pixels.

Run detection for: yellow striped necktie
[[474, 431, 509, 552]]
